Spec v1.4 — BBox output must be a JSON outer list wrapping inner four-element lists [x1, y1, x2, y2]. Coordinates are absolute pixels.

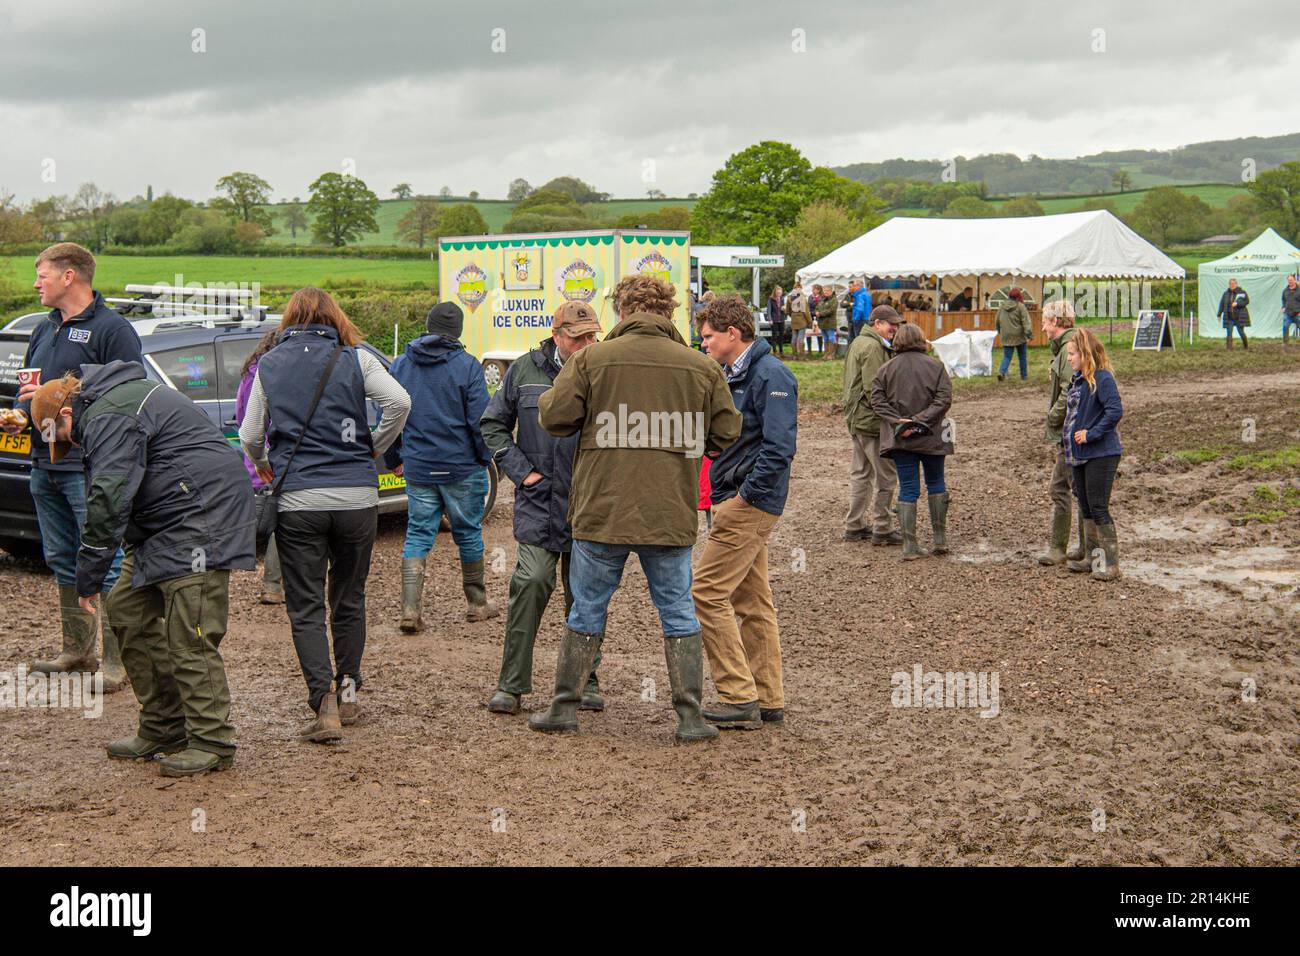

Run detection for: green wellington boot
[[107, 735, 188, 760], [1092, 522, 1122, 582], [528, 628, 603, 733], [1037, 508, 1072, 566], [487, 690, 520, 714], [158, 749, 234, 777], [399, 556, 425, 633], [99, 613, 128, 693], [580, 676, 605, 712], [927, 492, 951, 555], [1066, 507, 1086, 562], [664, 633, 719, 743], [897, 502, 929, 561], [33, 584, 99, 674], [463, 558, 501, 623], [1066, 520, 1099, 573]]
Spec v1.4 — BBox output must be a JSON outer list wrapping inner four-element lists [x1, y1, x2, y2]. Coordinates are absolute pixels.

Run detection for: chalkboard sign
[[1132, 310, 1173, 351]]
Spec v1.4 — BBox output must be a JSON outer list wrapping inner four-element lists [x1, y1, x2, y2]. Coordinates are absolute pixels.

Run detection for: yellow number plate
[[0, 432, 31, 456]]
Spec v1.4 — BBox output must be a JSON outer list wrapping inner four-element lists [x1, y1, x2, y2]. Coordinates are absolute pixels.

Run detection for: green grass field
[[0, 253, 437, 297], [260, 197, 698, 247]]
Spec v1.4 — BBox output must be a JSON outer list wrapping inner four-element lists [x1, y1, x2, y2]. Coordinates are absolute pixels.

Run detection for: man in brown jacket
[[842, 305, 902, 544], [530, 275, 741, 742]]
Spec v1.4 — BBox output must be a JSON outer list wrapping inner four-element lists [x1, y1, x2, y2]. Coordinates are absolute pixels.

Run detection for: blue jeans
[[1282, 314, 1299, 337], [31, 466, 123, 590], [999, 343, 1028, 378], [567, 538, 698, 637], [1224, 319, 1247, 344], [893, 451, 947, 504], [403, 470, 488, 561]]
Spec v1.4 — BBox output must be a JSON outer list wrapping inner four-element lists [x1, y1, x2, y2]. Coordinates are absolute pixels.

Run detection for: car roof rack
[[106, 283, 269, 324]]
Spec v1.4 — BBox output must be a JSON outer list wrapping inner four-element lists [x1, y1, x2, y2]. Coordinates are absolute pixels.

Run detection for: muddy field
[[1, 361, 1297, 866]]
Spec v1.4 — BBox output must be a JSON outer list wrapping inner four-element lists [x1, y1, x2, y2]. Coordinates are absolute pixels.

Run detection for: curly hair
[[613, 274, 679, 319], [697, 294, 755, 340], [1041, 298, 1076, 328]]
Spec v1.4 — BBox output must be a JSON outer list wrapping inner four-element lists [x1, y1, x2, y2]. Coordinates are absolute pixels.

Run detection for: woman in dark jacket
[[767, 286, 786, 356], [239, 289, 410, 743], [870, 323, 954, 559], [1061, 328, 1123, 581], [235, 329, 284, 605]]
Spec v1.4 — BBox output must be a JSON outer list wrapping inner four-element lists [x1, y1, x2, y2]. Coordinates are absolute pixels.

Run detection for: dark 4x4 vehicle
[[0, 289, 498, 559]]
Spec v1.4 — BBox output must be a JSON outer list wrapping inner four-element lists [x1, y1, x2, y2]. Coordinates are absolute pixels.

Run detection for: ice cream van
[[437, 228, 692, 386]]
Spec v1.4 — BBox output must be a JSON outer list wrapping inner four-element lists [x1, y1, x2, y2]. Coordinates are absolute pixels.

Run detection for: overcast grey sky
[[1, 0, 1295, 203]]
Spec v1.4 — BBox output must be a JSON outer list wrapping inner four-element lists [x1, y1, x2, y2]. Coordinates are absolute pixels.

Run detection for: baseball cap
[[29, 375, 79, 464], [552, 300, 601, 337]]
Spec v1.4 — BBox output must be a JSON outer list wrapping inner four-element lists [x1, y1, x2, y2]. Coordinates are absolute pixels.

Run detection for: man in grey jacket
[[31, 361, 255, 777]]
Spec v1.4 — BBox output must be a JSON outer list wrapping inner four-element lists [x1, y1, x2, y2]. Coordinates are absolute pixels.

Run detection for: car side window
[[150, 345, 218, 400], [216, 337, 258, 401]]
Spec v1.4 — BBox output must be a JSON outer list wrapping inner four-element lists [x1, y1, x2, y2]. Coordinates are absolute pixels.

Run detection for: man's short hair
[[1041, 299, 1076, 328], [35, 243, 96, 284], [697, 294, 755, 341], [614, 274, 679, 319]]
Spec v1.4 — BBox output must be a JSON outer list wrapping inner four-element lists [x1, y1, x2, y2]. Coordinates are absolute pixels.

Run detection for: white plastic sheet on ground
[[932, 329, 999, 378]]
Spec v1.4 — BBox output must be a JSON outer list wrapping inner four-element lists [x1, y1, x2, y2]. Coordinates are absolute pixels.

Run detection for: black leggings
[[1072, 455, 1120, 526]]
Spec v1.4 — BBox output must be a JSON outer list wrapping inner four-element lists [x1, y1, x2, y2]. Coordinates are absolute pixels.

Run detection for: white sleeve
[[359, 349, 411, 457], [238, 369, 270, 468]]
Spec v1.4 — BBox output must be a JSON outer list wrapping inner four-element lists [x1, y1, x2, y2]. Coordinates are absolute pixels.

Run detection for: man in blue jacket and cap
[[691, 295, 798, 729], [387, 301, 497, 630]]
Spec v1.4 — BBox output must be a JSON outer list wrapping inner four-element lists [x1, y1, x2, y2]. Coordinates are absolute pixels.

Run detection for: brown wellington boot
[[463, 558, 500, 623], [32, 584, 99, 675], [898, 503, 929, 561], [399, 556, 425, 633], [299, 690, 344, 743]]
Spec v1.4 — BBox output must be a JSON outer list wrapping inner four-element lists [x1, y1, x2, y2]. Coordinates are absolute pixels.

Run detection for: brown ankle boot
[[299, 691, 344, 743]]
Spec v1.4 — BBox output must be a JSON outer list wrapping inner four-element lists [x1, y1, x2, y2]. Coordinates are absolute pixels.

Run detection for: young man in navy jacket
[[385, 302, 497, 628], [691, 295, 798, 728], [2, 244, 141, 688]]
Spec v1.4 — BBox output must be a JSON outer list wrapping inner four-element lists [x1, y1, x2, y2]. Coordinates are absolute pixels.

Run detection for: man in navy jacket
[[385, 302, 497, 628], [691, 295, 797, 728], [1, 244, 141, 689]]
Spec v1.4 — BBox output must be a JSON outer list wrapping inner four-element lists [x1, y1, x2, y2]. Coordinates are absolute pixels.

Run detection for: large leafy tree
[[212, 172, 274, 231], [307, 172, 380, 247], [538, 176, 609, 204], [1128, 186, 1214, 246], [1001, 196, 1045, 217], [1246, 160, 1300, 244], [396, 196, 442, 248], [691, 141, 815, 246], [392, 183, 413, 200], [506, 178, 533, 201], [439, 203, 489, 237]]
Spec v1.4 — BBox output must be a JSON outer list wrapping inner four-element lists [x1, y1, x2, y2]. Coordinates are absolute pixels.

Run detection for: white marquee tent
[[1197, 228, 1300, 339], [797, 210, 1185, 289]]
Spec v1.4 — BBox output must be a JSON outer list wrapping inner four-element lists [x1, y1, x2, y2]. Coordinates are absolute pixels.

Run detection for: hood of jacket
[[73, 360, 148, 423], [405, 334, 464, 365], [603, 312, 688, 347], [1050, 326, 1076, 355]]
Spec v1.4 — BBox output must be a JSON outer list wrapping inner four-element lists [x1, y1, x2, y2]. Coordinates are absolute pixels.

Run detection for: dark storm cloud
[[0, 0, 1295, 202]]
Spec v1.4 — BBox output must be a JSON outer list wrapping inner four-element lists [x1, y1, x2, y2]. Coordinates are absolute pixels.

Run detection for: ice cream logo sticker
[[455, 263, 488, 312], [634, 251, 672, 285], [512, 251, 531, 283], [559, 260, 597, 302]]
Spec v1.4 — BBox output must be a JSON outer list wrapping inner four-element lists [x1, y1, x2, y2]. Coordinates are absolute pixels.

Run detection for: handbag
[[255, 342, 344, 548]]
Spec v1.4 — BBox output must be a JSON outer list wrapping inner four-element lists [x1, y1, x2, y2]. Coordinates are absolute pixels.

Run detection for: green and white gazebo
[[1198, 228, 1300, 338]]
